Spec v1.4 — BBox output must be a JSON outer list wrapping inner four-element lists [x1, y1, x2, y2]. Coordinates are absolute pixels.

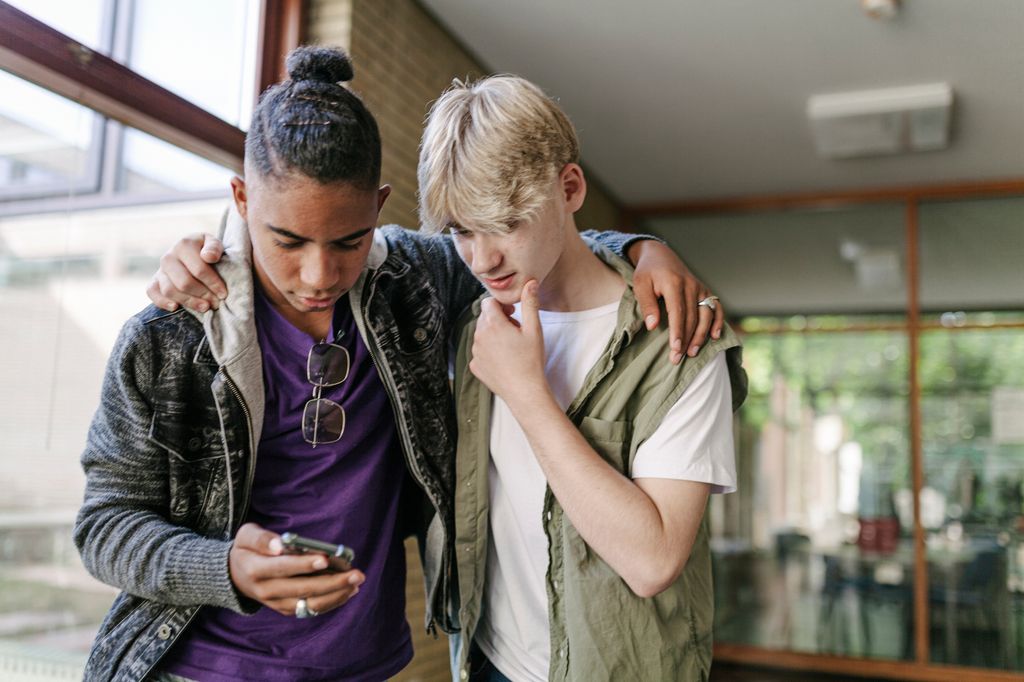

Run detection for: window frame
[[0, 0, 306, 208]]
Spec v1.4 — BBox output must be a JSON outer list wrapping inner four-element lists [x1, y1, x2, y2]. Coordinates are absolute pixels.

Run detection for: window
[[1, 0, 259, 210], [643, 194, 1024, 674], [0, 1, 265, 675], [918, 197, 1024, 668]]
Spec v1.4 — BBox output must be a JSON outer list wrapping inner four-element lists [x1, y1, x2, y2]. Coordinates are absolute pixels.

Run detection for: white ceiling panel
[[421, 0, 1024, 204]]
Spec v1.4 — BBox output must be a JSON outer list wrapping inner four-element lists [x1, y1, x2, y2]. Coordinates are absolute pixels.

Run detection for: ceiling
[[421, 0, 1024, 206]]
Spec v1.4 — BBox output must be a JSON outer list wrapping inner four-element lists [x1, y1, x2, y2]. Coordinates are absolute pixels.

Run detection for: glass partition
[[919, 327, 1024, 668], [647, 196, 1024, 672], [647, 205, 916, 660], [919, 197, 1024, 670], [713, 325, 913, 660]]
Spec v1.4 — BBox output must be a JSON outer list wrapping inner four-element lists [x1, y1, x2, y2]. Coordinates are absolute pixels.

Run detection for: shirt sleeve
[[631, 352, 737, 494]]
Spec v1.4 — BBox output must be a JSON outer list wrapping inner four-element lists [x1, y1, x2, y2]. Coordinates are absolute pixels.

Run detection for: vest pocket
[[577, 415, 631, 474]]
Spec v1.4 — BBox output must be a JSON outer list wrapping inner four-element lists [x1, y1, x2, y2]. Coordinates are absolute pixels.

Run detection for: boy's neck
[[537, 226, 625, 313], [281, 307, 334, 342]]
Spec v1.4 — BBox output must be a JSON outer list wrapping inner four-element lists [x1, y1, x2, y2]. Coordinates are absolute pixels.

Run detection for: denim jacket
[[74, 212, 641, 681]]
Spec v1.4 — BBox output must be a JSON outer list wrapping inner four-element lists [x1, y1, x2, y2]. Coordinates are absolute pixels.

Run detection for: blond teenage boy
[[418, 76, 748, 682]]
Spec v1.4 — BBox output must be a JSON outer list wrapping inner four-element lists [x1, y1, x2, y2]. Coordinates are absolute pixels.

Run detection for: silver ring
[[697, 295, 719, 311], [295, 598, 318, 618]]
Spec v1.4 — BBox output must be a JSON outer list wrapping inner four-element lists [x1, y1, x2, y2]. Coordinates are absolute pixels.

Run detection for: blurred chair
[[929, 541, 1010, 667], [817, 550, 871, 656], [861, 561, 913, 660], [818, 546, 914, 660], [711, 539, 761, 644]]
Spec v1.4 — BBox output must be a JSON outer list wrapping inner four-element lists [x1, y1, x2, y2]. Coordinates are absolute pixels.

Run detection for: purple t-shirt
[[162, 287, 412, 681]]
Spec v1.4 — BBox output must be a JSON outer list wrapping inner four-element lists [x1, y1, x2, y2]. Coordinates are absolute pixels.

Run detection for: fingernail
[[196, 301, 209, 312], [217, 290, 228, 300], [690, 345, 700, 357], [349, 574, 364, 586], [312, 557, 327, 570], [211, 300, 220, 310], [671, 338, 682, 351], [167, 302, 178, 311], [712, 330, 721, 339], [645, 315, 656, 329], [268, 538, 282, 554], [671, 352, 681, 365]]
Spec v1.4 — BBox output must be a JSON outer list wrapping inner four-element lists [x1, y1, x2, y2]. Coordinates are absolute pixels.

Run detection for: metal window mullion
[[104, 0, 134, 195], [84, 0, 120, 197]]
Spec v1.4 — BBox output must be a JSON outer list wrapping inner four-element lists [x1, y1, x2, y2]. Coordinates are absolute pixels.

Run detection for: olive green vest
[[452, 246, 747, 682]]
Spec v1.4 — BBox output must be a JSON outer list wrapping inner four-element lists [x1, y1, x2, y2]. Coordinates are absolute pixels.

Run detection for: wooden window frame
[[0, 0, 307, 173]]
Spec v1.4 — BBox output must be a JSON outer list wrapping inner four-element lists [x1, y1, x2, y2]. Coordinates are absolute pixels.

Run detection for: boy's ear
[[560, 163, 587, 213], [230, 176, 248, 221], [377, 184, 392, 212]]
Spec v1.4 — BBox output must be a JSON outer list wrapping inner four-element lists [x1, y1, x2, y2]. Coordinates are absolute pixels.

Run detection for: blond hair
[[417, 75, 580, 235]]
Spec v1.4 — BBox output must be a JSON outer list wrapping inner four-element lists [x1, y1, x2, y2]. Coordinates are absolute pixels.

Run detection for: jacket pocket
[[150, 412, 224, 526], [392, 280, 444, 356], [149, 410, 225, 463]]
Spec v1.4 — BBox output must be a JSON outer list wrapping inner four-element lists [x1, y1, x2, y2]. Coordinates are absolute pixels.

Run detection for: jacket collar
[[186, 207, 259, 369]]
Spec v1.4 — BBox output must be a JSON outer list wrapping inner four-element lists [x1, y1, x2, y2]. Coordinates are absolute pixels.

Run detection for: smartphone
[[280, 532, 355, 572]]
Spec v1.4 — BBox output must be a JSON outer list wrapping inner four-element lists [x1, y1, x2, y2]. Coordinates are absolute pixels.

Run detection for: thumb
[[235, 523, 282, 555], [200, 233, 225, 264], [520, 280, 541, 333]]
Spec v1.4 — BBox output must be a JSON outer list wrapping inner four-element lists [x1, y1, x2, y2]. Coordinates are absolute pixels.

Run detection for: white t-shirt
[[474, 301, 736, 682]]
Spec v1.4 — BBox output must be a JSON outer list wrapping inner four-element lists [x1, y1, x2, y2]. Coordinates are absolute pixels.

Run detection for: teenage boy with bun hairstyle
[[78, 47, 716, 682], [419, 75, 747, 682]]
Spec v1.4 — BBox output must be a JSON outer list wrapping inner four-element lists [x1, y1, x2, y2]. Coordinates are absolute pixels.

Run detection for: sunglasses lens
[[302, 398, 345, 445], [308, 342, 350, 386]]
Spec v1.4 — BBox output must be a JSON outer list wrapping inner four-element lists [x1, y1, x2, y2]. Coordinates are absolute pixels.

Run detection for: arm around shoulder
[[379, 226, 482, 326]]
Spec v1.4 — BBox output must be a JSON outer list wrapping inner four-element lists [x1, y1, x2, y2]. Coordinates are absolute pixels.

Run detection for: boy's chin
[[486, 288, 522, 307]]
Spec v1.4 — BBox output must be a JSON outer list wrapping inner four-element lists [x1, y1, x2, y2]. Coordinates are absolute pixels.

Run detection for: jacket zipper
[[351, 285, 446, 629], [361, 334, 446, 632], [351, 284, 440, 514], [138, 368, 254, 681], [220, 368, 257, 528]]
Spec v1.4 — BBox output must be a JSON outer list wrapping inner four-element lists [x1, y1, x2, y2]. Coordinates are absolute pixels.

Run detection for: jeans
[[468, 643, 514, 682]]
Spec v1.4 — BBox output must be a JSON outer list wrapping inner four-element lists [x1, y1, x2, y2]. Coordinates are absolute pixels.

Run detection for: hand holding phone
[[280, 532, 355, 573], [228, 523, 365, 617]]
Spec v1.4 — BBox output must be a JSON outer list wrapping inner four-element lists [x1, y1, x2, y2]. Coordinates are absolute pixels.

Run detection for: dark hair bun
[[286, 46, 354, 84]]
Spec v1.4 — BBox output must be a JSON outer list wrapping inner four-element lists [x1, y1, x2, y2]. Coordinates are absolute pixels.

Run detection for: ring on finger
[[697, 295, 720, 311], [295, 597, 319, 618]]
